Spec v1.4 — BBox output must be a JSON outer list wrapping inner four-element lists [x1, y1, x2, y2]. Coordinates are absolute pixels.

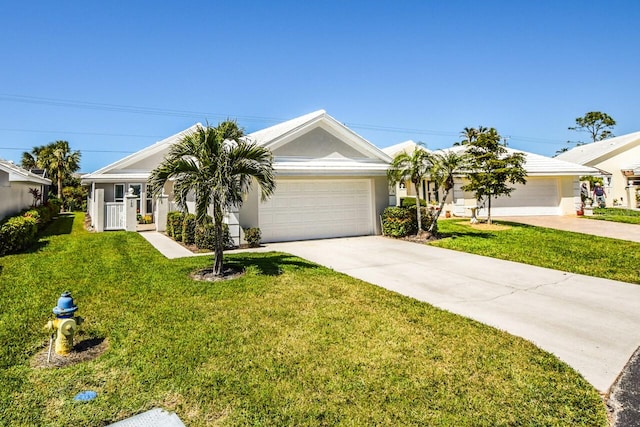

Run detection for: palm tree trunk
[[213, 205, 224, 276], [428, 189, 450, 233], [414, 181, 422, 234]]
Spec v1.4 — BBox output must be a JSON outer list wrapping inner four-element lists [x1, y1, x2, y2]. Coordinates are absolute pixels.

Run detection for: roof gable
[[555, 131, 640, 165], [250, 110, 391, 163], [83, 123, 201, 180]]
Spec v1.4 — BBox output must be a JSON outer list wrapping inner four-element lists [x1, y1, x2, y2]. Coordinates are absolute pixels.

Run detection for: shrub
[[381, 206, 437, 237], [36, 205, 52, 224], [182, 214, 196, 245], [381, 207, 417, 237], [243, 227, 261, 248], [166, 211, 185, 240], [47, 198, 62, 216], [195, 223, 235, 250], [22, 209, 42, 228], [0, 216, 38, 255], [401, 197, 427, 207]]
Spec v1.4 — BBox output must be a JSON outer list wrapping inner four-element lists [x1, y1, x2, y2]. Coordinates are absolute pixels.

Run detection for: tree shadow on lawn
[[40, 213, 75, 237], [437, 229, 495, 239], [18, 214, 75, 255], [227, 252, 321, 276]]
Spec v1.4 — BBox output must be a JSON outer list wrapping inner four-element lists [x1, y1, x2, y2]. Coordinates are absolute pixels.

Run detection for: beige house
[[383, 142, 598, 217], [82, 110, 392, 242], [556, 131, 640, 208], [0, 160, 51, 220]]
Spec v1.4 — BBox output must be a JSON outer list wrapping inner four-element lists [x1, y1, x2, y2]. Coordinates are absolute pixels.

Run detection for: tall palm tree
[[460, 127, 478, 145], [427, 150, 468, 232], [149, 121, 275, 276], [42, 141, 81, 200], [387, 144, 432, 233]]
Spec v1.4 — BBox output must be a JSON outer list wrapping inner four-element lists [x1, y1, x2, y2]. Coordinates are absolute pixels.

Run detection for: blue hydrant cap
[[53, 291, 78, 316]]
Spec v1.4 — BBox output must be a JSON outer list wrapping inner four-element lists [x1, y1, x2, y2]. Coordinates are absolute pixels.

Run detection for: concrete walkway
[[264, 236, 640, 394], [498, 215, 640, 243], [138, 231, 195, 259]]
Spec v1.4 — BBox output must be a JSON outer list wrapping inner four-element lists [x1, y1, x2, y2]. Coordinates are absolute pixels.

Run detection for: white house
[[82, 110, 392, 242], [556, 131, 640, 208], [382, 142, 599, 217], [0, 160, 52, 220]]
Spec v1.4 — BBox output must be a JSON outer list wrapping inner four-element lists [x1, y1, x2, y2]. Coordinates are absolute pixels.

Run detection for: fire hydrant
[[45, 292, 83, 355]]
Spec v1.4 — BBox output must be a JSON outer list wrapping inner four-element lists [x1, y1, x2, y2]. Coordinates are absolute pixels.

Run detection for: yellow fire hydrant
[[45, 292, 83, 355]]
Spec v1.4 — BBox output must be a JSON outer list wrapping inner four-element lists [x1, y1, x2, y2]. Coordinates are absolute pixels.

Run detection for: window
[[145, 185, 153, 215], [114, 184, 125, 202]]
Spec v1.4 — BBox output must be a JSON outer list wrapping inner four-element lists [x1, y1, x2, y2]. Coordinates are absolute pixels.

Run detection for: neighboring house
[[382, 142, 599, 217], [0, 160, 52, 220], [82, 110, 392, 242], [556, 131, 640, 208]]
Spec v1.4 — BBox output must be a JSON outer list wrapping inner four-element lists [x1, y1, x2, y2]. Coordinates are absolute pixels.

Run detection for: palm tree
[[42, 141, 81, 201], [149, 121, 275, 277], [427, 150, 468, 232], [387, 144, 432, 234], [460, 127, 478, 145]]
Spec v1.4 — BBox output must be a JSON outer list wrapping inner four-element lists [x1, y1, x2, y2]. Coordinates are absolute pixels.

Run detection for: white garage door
[[259, 179, 374, 242], [490, 178, 561, 216]]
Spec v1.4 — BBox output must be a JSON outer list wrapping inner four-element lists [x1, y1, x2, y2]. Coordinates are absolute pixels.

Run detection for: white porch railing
[[104, 202, 125, 230]]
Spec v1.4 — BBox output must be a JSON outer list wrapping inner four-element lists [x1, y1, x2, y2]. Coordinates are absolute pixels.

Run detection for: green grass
[[586, 207, 640, 224], [0, 213, 607, 426], [433, 219, 640, 284]]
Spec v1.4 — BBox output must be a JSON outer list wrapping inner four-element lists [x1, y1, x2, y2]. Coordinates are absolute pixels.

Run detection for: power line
[[0, 93, 569, 147], [0, 127, 162, 138], [0, 146, 134, 153]]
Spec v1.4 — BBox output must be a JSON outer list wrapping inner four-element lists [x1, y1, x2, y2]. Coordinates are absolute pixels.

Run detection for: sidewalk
[[138, 232, 195, 259]]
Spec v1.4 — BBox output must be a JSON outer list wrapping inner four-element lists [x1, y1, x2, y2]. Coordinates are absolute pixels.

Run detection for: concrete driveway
[[267, 235, 640, 393], [497, 215, 640, 243]]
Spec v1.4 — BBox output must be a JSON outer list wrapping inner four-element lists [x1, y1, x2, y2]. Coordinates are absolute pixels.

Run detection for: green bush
[[166, 211, 185, 240], [243, 227, 261, 248], [22, 209, 42, 228], [382, 206, 437, 237], [0, 216, 38, 255], [182, 214, 196, 245], [195, 223, 235, 250], [46, 198, 62, 216], [382, 207, 417, 237], [401, 197, 427, 207], [36, 205, 52, 224]]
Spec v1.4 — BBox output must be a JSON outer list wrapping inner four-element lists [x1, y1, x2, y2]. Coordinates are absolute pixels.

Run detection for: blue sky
[[1, 1, 639, 172]]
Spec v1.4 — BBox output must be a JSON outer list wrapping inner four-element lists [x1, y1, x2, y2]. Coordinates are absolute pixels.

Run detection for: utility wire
[[0, 93, 569, 147]]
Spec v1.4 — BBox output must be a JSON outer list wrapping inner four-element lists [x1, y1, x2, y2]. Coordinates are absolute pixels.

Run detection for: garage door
[[259, 179, 374, 242], [490, 178, 561, 216]]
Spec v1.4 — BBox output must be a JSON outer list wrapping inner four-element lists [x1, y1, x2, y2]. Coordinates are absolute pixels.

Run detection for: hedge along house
[[555, 131, 640, 208], [382, 142, 599, 217], [0, 160, 51, 220], [82, 110, 392, 242]]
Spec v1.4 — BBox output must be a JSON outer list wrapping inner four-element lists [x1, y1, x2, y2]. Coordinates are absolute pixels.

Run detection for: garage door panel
[[260, 179, 374, 242], [491, 179, 561, 216]]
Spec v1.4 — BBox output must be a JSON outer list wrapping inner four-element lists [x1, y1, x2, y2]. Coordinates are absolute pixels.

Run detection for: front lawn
[[0, 213, 607, 426], [433, 219, 640, 284], [587, 207, 640, 224]]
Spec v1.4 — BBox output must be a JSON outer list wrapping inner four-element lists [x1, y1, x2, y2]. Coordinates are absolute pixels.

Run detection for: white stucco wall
[[589, 143, 640, 206], [0, 181, 35, 220]]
